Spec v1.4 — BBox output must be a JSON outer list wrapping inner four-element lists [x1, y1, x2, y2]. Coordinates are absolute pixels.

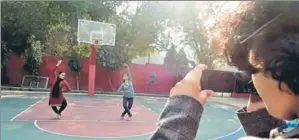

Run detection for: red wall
[[5, 53, 182, 94], [4, 53, 249, 98], [232, 93, 250, 98]]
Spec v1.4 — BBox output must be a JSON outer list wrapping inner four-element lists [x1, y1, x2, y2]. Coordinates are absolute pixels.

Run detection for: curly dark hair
[[216, 1, 299, 94]]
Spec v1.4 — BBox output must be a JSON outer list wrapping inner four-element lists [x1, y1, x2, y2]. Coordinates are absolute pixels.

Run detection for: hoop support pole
[[88, 40, 99, 96]]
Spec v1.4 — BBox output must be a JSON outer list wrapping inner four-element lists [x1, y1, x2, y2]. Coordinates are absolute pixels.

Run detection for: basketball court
[[2, 19, 246, 140], [2, 93, 246, 140]]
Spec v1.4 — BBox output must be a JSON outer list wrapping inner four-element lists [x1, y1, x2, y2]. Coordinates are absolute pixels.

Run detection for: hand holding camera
[[171, 64, 260, 106], [170, 64, 215, 105]]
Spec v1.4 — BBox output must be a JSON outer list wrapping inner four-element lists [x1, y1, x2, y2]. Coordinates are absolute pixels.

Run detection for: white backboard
[[77, 19, 116, 46]]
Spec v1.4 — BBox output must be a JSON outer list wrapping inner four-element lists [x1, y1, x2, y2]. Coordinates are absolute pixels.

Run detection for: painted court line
[[14, 119, 158, 123], [10, 98, 45, 121], [69, 104, 119, 108], [34, 120, 157, 139], [207, 126, 243, 140], [9, 96, 242, 139]]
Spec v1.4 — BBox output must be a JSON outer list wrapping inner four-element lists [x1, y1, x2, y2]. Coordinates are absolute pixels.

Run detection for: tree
[[109, 1, 173, 60], [70, 44, 91, 58], [23, 36, 43, 77], [1, 1, 168, 61], [96, 44, 129, 91], [68, 56, 81, 90], [43, 24, 70, 57], [67, 44, 90, 90], [1, 42, 10, 84], [164, 45, 190, 81], [97, 45, 128, 71], [174, 2, 215, 68], [157, 1, 232, 68], [1, 1, 126, 56], [46, 1, 125, 48]]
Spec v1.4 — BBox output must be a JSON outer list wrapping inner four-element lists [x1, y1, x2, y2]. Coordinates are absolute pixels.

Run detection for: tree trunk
[[108, 76, 115, 92], [76, 72, 80, 90], [1, 66, 10, 85]]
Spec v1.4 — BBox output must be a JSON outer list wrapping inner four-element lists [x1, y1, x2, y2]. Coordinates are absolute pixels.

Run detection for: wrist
[[246, 106, 266, 112], [170, 82, 200, 102]]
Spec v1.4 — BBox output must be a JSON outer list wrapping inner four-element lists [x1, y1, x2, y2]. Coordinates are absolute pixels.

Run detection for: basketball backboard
[[77, 19, 116, 46]]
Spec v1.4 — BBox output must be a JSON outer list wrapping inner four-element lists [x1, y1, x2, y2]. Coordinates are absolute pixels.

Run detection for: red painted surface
[[14, 98, 159, 137], [5, 53, 184, 94], [5, 52, 25, 85], [88, 46, 97, 96], [232, 93, 250, 98]]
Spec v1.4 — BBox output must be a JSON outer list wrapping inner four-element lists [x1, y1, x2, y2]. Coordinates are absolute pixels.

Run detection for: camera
[[200, 70, 258, 95]]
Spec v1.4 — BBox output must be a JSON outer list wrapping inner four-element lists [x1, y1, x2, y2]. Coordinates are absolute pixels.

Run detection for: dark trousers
[[121, 97, 134, 117], [51, 99, 67, 115]]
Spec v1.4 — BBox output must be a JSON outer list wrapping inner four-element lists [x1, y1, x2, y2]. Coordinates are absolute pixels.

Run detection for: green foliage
[[1, 42, 9, 68], [1, 42, 10, 84], [2, 1, 227, 75], [68, 56, 81, 74], [1, 1, 164, 72], [68, 55, 81, 90], [108, 2, 172, 60], [43, 24, 70, 57], [1, 1, 124, 55], [1, 1, 51, 42], [70, 44, 91, 58], [68, 46, 84, 90], [23, 36, 43, 76], [97, 45, 128, 71]]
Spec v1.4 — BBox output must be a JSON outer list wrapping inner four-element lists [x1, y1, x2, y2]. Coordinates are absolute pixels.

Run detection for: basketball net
[[93, 40, 99, 46]]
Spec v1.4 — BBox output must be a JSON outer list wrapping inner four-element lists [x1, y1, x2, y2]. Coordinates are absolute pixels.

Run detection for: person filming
[[150, 1, 299, 139]]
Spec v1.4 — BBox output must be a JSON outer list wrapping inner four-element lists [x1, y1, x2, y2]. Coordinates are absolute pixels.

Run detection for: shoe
[[120, 116, 125, 120], [127, 116, 132, 121], [129, 113, 132, 118], [56, 113, 61, 119], [127, 114, 132, 121]]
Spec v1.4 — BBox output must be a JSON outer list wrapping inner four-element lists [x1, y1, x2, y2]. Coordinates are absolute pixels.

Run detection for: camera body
[[200, 70, 258, 95]]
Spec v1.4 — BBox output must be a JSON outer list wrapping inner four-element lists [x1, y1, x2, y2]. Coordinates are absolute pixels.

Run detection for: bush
[[23, 35, 42, 77]]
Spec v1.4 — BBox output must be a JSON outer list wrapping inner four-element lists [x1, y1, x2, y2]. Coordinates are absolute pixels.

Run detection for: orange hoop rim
[[93, 40, 99, 45]]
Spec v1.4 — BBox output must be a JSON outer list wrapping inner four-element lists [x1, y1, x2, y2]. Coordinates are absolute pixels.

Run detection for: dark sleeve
[[150, 95, 203, 140], [237, 107, 285, 138]]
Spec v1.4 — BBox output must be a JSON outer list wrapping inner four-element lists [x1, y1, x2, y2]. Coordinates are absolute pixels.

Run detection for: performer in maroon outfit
[[49, 60, 71, 119]]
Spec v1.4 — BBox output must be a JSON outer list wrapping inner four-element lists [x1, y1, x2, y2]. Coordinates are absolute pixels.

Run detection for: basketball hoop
[[77, 19, 116, 96], [93, 40, 99, 45], [77, 19, 116, 46]]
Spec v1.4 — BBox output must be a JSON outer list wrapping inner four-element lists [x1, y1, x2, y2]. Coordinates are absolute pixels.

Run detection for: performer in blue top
[[117, 63, 135, 120]]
